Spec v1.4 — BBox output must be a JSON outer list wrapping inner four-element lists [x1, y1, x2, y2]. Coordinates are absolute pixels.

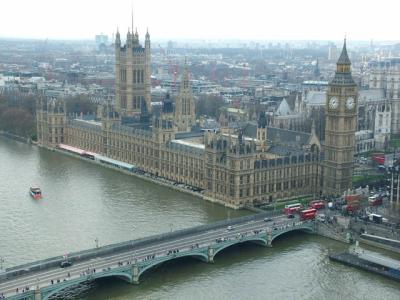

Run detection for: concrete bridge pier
[[207, 247, 215, 263], [132, 264, 140, 284]]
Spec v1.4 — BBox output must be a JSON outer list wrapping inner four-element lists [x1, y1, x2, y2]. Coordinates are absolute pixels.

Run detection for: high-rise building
[[328, 44, 338, 61], [324, 39, 358, 196], [115, 28, 151, 117]]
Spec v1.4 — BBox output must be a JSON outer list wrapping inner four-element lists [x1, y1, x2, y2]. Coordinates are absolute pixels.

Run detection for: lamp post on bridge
[[95, 237, 99, 248], [0, 256, 4, 272]]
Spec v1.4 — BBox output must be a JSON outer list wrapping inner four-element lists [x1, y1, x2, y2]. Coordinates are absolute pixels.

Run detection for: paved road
[[0, 214, 299, 298]]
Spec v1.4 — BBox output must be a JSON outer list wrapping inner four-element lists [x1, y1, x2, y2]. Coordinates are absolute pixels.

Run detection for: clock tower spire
[[323, 39, 357, 196]]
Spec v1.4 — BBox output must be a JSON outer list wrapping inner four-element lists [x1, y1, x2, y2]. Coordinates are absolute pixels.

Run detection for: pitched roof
[[276, 99, 291, 116]]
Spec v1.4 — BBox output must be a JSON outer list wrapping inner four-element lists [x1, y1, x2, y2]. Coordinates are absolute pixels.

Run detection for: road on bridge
[[0, 213, 307, 299]]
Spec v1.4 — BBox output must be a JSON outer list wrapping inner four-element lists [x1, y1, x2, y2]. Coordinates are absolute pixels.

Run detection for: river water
[[0, 137, 399, 300]]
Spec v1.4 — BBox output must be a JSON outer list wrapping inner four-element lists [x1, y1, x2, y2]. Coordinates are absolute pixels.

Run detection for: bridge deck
[[0, 213, 315, 299]]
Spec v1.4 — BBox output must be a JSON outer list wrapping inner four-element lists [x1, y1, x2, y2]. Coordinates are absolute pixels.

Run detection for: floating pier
[[329, 243, 400, 281]]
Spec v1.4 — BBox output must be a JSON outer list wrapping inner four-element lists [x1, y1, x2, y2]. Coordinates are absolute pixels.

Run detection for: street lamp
[[169, 223, 173, 233], [95, 237, 99, 249], [0, 256, 4, 271]]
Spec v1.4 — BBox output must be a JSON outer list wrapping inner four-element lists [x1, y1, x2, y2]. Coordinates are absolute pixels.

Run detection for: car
[[227, 225, 233, 231], [60, 261, 73, 268], [264, 218, 273, 222], [287, 214, 295, 219], [316, 214, 326, 222]]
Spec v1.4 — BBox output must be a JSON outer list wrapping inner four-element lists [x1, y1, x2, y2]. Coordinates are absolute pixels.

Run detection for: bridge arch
[[41, 271, 133, 300], [270, 226, 314, 245], [212, 237, 268, 259], [137, 252, 209, 282]]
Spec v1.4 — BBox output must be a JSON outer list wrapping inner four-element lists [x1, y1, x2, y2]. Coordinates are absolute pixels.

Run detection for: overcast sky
[[1, 0, 398, 41]]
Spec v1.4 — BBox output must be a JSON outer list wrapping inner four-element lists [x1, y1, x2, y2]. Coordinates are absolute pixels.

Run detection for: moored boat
[[29, 187, 42, 199]]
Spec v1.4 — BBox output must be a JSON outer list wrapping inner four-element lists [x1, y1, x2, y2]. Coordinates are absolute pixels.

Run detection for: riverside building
[[36, 32, 356, 208]]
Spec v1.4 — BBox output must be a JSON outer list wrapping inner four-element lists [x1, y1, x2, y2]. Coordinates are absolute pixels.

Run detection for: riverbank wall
[[359, 234, 400, 254], [0, 131, 31, 143], [315, 221, 351, 244], [49, 147, 242, 210]]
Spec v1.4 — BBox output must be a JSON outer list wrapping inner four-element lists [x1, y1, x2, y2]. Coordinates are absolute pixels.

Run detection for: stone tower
[[256, 111, 268, 151], [115, 24, 151, 117], [36, 92, 66, 148], [323, 39, 358, 196], [174, 62, 195, 132]]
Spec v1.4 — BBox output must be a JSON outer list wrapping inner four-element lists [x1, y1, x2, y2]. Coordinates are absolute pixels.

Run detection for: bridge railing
[[1, 210, 279, 281]]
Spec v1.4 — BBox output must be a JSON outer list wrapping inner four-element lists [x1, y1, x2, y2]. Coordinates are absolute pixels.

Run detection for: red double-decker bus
[[283, 203, 303, 215], [309, 200, 325, 210], [300, 208, 317, 221]]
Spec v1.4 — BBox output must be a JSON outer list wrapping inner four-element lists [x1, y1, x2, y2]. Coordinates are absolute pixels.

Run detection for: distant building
[[374, 101, 391, 150], [95, 34, 108, 51], [302, 80, 329, 92], [328, 44, 338, 61], [355, 130, 374, 154], [369, 61, 400, 134]]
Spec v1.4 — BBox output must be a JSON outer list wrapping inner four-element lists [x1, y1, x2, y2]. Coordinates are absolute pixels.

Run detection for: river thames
[[0, 137, 399, 299]]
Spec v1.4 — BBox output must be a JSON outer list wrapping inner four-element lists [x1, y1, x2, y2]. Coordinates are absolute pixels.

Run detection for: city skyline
[[1, 0, 400, 41]]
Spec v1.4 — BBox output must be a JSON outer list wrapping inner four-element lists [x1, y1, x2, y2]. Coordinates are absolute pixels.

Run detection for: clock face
[[329, 97, 338, 109], [346, 97, 355, 110]]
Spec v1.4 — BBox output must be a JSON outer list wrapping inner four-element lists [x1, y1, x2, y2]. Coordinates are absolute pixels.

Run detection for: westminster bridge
[[0, 212, 315, 300]]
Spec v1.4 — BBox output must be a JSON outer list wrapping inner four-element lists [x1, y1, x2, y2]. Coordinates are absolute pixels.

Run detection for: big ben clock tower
[[323, 39, 358, 196]]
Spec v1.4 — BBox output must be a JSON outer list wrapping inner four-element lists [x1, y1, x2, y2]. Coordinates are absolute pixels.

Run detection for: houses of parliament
[[36, 27, 357, 208]]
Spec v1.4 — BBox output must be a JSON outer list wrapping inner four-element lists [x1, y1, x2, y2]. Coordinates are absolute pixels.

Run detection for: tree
[[0, 107, 35, 137], [195, 94, 225, 118], [65, 95, 97, 115], [0, 91, 37, 138]]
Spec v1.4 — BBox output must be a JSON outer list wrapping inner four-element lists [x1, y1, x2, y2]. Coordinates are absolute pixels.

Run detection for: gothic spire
[[183, 59, 189, 82], [337, 38, 351, 65], [131, 6, 134, 35]]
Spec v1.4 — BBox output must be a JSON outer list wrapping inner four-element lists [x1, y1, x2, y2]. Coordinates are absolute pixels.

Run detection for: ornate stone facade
[[174, 63, 196, 132], [323, 40, 358, 196], [115, 29, 151, 116], [37, 35, 356, 207]]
